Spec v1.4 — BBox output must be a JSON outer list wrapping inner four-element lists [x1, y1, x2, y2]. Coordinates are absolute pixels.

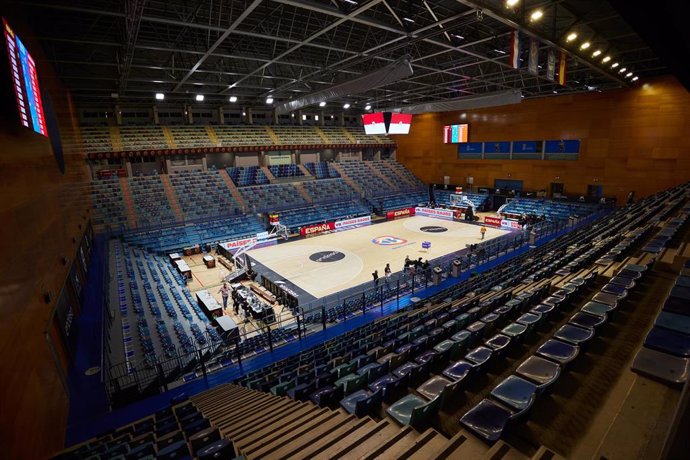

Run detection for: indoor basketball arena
[[1, 1, 689, 459]]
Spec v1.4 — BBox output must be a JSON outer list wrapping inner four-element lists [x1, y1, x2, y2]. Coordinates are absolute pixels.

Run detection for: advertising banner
[[300, 222, 336, 237], [335, 215, 371, 229], [386, 207, 416, 220], [415, 207, 454, 220], [484, 216, 502, 227], [500, 219, 521, 229], [220, 237, 257, 251]]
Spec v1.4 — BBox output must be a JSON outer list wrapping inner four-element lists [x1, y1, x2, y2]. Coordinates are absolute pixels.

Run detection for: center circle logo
[[420, 226, 448, 233], [309, 251, 346, 263], [372, 236, 408, 246]]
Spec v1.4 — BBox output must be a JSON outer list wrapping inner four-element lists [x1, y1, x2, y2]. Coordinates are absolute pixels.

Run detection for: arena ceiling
[[19, 0, 668, 110]]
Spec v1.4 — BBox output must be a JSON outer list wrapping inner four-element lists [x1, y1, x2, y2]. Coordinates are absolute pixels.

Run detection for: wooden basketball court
[[246, 215, 510, 299]]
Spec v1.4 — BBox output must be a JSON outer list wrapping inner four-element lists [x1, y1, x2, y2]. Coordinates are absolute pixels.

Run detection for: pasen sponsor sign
[[220, 237, 257, 250], [335, 215, 371, 229]]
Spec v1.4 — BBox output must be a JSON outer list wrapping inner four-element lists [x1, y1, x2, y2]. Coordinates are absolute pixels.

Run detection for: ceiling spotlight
[[343, 103, 351, 109], [403, 17, 415, 23], [452, 34, 464, 40], [626, 72, 633, 77], [229, 96, 237, 103], [364, 104, 372, 110], [342, 0, 358, 4], [566, 32, 577, 42], [611, 62, 619, 68], [242, 111, 246, 116], [619, 67, 627, 73], [592, 50, 602, 57], [319, 101, 326, 107], [602, 56, 611, 63], [530, 10, 543, 21], [579, 41, 591, 50], [505, 0, 520, 7], [631, 76, 639, 82], [155, 93, 164, 100], [195, 94, 204, 102], [266, 97, 274, 104]]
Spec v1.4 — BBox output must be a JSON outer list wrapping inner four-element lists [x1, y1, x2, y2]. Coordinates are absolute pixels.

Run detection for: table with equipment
[[197, 290, 224, 318]]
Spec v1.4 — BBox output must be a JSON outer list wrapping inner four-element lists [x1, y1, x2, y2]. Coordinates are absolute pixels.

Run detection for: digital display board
[[362, 112, 386, 135], [3, 18, 47, 136], [443, 124, 468, 143], [387, 113, 412, 134]]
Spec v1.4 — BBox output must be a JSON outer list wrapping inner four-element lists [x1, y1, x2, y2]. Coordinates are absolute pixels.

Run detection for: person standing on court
[[218, 283, 230, 311], [372, 270, 379, 286], [384, 263, 392, 286], [480, 225, 487, 240]]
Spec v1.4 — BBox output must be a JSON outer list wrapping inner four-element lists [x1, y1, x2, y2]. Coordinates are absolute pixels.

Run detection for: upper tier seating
[[213, 126, 274, 146], [270, 126, 324, 144], [92, 177, 128, 230], [168, 171, 242, 221], [78, 125, 396, 154], [167, 126, 213, 149], [268, 164, 304, 179], [226, 166, 269, 187], [371, 191, 430, 212], [382, 159, 426, 189], [119, 126, 169, 151], [128, 176, 177, 228], [304, 161, 340, 179]]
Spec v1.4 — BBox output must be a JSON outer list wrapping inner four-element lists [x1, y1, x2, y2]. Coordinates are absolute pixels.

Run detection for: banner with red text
[[386, 207, 416, 220], [300, 221, 336, 237]]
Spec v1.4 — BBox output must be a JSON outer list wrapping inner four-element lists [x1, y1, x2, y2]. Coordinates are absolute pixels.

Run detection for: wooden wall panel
[[0, 10, 89, 459], [394, 76, 690, 203]]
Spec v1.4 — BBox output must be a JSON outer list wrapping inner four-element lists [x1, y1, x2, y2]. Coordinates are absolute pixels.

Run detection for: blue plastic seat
[[515, 355, 561, 391], [442, 360, 474, 381], [655, 312, 690, 335], [485, 334, 512, 357], [393, 362, 418, 379], [536, 339, 579, 365], [501, 323, 528, 341], [465, 346, 493, 368], [601, 283, 628, 298], [490, 375, 537, 413], [516, 312, 541, 331], [554, 324, 595, 345], [631, 347, 690, 386], [340, 388, 382, 417], [663, 296, 690, 316], [591, 292, 620, 307], [386, 394, 441, 431], [416, 375, 453, 401], [459, 399, 515, 442], [580, 301, 614, 317], [569, 312, 606, 330], [644, 327, 690, 357], [609, 276, 636, 289]]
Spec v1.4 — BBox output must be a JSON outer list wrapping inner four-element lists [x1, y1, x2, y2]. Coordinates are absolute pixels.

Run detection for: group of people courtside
[[371, 225, 489, 287]]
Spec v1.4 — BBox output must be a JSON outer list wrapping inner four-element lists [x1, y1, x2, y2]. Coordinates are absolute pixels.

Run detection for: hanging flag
[[528, 38, 539, 75], [546, 49, 556, 81], [510, 30, 521, 69], [558, 51, 567, 85]]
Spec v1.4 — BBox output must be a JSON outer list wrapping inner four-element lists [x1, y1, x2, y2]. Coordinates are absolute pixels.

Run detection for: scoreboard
[[3, 17, 48, 136]]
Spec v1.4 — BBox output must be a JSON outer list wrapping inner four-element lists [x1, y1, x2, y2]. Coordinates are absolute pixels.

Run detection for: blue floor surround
[[65, 213, 604, 446]]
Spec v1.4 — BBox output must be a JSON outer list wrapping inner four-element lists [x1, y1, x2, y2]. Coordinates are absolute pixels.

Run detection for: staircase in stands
[[329, 163, 364, 196], [109, 126, 124, 152], [219, 170, 248, 212], [264, 126, 280, 145], [205, 126, 220, 147], [161, 126, 177, 149], [292, 182, 314, 203], [262, 166, 276, 181], [191, 383, 543, 459], [119, 177, 137, 228], [340, 127, 357, 144], [297, 164, 313, 178], [314, 126, 331, 144], [159, 175, 185, 221]]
